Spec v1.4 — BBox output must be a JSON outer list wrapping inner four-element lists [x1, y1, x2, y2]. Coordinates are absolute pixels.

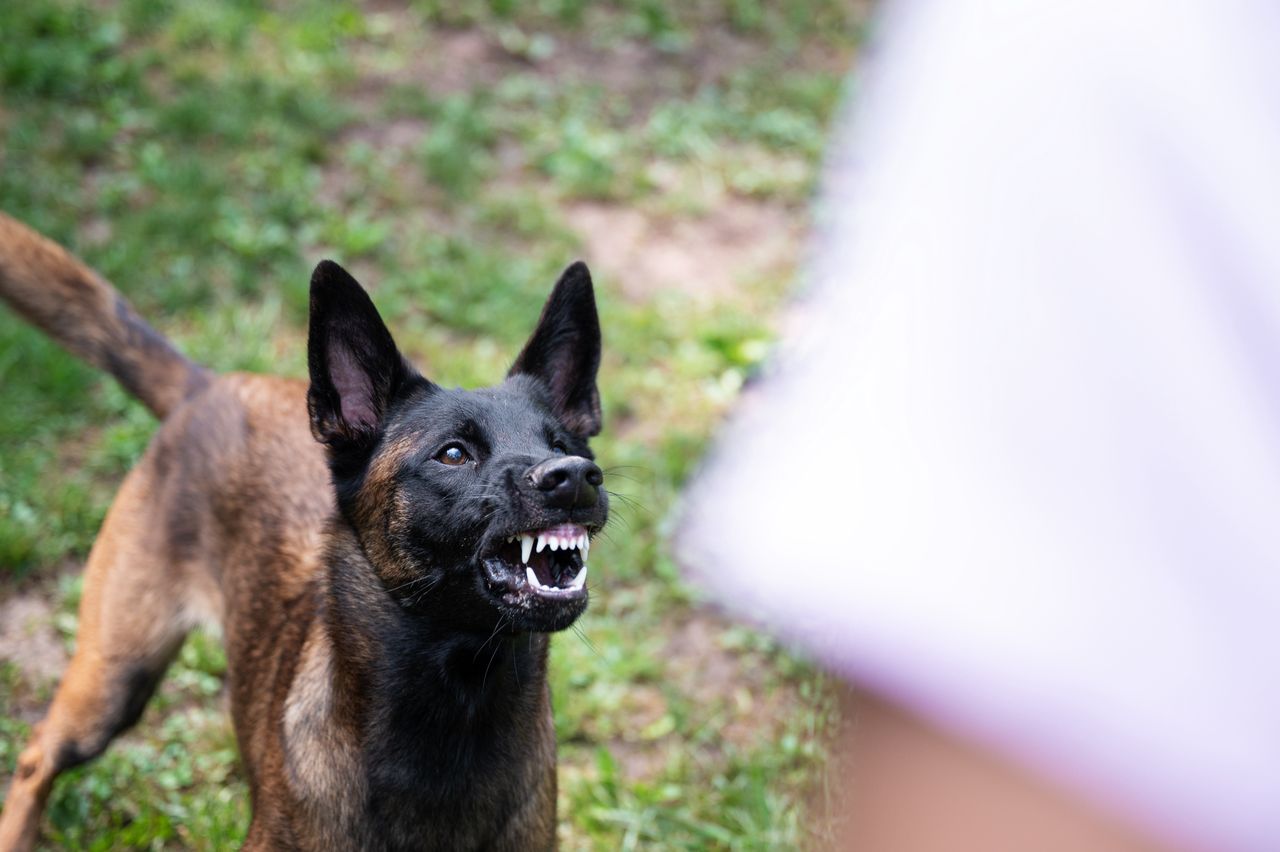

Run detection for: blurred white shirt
[[677, 1, 1280, 849]]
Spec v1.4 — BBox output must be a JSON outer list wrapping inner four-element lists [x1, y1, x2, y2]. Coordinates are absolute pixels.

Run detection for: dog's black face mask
[[306, 260, 606, 634]]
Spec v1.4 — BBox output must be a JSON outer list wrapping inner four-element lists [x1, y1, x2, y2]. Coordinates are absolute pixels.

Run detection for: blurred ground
[[0, 1, 864, 848]]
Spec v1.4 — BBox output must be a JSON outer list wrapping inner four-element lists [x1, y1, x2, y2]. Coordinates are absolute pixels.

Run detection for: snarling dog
[[0, 212, 607, 850]]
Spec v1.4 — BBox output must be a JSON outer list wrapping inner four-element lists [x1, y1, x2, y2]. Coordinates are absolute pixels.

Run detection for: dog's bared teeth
[[550, 537, 561, 552], [536, 534, 547, 553], [520, 534, 534, 565], [568, 564, 587, 590], [581, 535, 589, 563], [526, 566, 540, 589]]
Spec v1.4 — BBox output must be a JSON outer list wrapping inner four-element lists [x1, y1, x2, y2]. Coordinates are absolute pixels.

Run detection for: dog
[[0, 211, 607, 850]]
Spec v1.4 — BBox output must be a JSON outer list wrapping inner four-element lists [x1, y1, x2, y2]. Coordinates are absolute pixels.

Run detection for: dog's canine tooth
[[520, 534, 534, 564], [581, 536, 589, 563], [525, 566, 540, 589], [568, 565, 587, 590]]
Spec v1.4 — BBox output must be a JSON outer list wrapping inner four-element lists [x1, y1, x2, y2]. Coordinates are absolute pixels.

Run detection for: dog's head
[[306, 260, 606, 634]]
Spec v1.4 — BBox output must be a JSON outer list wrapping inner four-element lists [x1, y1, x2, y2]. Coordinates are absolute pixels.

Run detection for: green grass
[[0, 0, 861, 847]]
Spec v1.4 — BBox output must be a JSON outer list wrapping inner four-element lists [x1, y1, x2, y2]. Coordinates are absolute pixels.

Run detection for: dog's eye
[[552, 442, 568, 456], [435, 444, 470, 466]]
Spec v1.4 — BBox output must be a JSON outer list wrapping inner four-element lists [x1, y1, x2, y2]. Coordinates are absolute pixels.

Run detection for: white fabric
[[677, 1, 1280, 849]]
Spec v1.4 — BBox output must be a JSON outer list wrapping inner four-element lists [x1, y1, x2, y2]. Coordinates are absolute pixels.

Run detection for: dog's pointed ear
[[509, 262, 603, 437], [307, 260, 419, 448]]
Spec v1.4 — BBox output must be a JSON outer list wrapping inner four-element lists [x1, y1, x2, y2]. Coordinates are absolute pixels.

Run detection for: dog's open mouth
[[482, 523, 590, 600]]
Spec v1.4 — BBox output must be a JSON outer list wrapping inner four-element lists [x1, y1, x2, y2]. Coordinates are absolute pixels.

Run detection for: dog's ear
[[509, 261, 603, 437], [307, 260, 419, 448]]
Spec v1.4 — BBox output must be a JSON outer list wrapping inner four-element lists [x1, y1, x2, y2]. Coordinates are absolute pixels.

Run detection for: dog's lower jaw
[[260, 531, 559, 851]]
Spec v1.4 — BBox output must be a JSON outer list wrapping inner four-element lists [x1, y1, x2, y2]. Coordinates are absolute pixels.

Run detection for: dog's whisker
[[603, 507, 642, 533], [473, 616, 509, 663], [570, 623, 605, 662], [600, 466, 651, 484], [384, 574, 434, 594], [407, 574, 444, 607], [464, 491, 508, 503], [480, 617, 509, 693], [604, 490, 649, 515], [463, 483, 512, 496], [592, 524, 624, 543]]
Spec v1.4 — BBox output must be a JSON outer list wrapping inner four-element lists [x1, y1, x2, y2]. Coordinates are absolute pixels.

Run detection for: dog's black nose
[[527, 456, 603, 510]]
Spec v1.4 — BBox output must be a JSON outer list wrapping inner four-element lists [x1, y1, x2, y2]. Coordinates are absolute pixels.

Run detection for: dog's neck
[[325, 523, 549, 747]]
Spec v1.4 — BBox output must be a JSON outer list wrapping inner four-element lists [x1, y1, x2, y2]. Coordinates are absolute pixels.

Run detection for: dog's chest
[[277, 633, 556, 851], [277, 730, 555, 852]]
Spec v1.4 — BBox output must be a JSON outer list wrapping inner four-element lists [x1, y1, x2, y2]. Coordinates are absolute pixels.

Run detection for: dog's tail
[[0, 212, 211, 419]]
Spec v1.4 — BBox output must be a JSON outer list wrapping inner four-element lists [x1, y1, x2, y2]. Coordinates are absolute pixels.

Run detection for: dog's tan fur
[[0, 213, 566, 850], [0, 214, 212, 419]]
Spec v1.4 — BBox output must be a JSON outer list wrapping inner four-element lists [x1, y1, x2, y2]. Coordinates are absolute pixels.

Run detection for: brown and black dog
[[0, 212, 607, 850]]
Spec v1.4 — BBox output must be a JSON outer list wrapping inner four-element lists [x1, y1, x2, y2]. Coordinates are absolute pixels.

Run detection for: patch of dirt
[[667, 606, 804, 747], [348, 8, 788, 110], [0, 574, 72, 723], [340, 117, 428, 158], [565, 198, 805, 304], [349, 21, 514, 104], [607, 741, 671, 784], [607, 604, 812, 783], [605, 682, 675, 782], [325, 9, 824, 314], [525, 27, 766, 113]]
